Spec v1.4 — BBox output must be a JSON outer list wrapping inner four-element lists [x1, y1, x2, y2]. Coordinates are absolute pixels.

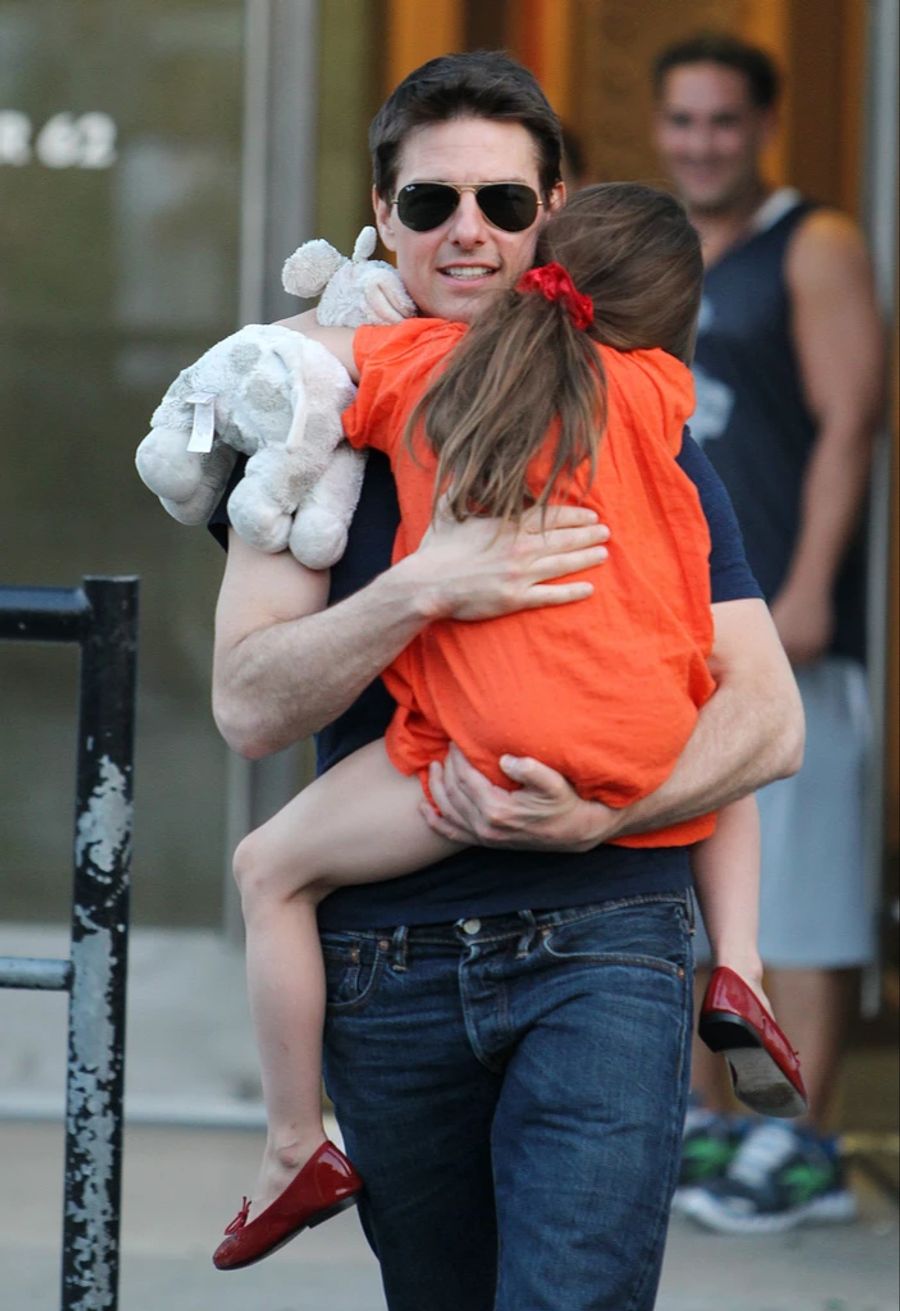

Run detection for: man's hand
[[421, 599, 804, 853], [422, 744, 617, 852], [411, 501, 610, 623], [770, 581, 834, 665]]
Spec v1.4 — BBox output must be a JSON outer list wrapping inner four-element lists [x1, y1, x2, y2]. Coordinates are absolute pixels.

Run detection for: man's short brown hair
[[369, 50, 562, 202], [652, 32, 781, 109]]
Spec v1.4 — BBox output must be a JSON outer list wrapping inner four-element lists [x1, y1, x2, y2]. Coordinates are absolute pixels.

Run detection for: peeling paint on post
[[62, 579, 138, 1311], [0, 578, 138, 1311]]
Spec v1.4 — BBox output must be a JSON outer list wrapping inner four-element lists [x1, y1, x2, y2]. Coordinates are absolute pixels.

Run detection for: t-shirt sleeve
[[677, 428, 762, 603], [343, 318, 464, 457], [207, 453, 247, 550]]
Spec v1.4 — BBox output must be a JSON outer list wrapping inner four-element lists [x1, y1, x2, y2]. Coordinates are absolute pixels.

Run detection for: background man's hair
[[652, 31, 781, 109], [369, 50, 562, 201]]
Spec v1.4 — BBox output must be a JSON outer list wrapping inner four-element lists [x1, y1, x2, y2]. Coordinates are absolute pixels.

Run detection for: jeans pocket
[[542, 898, 690, 979], [322, 934, 385, 1014]]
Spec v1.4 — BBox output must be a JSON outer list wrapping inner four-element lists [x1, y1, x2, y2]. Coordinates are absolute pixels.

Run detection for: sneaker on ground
[[679, 1120, 858, 1235], [672, 1106, 748, 1212]]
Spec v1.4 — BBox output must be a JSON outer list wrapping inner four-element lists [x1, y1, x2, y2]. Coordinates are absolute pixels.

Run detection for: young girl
[[212, 184, 806, 1272]]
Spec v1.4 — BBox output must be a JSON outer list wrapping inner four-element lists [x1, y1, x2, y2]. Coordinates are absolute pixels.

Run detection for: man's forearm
[[605, 668, 803, 840], [782, 418, 873, 596], [213, 556, 430, 758], [213, 507, 610, 759]]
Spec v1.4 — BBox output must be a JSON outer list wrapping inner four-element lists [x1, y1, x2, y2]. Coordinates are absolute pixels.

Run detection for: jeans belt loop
[[515, 909, 537, 959], [391, 924, 410, 972]]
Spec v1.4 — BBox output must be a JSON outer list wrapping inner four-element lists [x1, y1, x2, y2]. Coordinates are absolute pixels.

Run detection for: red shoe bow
[[213, 1142, 363, 1271]]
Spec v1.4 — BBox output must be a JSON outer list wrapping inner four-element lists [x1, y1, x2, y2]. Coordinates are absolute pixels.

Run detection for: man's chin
[[677, 177, 749, 217], [432, 276, 507, 323]]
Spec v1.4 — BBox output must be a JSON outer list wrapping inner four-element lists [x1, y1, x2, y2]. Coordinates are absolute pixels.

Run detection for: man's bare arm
[[213, 507, 610, 758], [772, 211, 884, 663], [423, 598, 804, 850]]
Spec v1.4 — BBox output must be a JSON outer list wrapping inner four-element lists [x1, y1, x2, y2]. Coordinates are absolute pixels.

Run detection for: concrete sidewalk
[[1, 924, 897, 1309], [2, 1119, 898, 1311]]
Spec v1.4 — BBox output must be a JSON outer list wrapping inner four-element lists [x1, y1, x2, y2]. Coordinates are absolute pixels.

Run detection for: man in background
[[653, 32, 884, 1234]]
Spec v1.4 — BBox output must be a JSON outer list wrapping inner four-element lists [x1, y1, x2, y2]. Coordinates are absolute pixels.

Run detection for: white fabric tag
[[186, 392, 216, 453]]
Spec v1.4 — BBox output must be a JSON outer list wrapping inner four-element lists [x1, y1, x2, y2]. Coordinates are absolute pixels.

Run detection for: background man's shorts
[[693, 656, 875, 970]]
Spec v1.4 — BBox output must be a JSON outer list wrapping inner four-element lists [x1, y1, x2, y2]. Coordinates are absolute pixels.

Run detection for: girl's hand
[[421, 744, 621, 853]]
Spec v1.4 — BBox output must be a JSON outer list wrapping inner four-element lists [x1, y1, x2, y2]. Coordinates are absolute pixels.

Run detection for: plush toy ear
[[351, 226, 378, 263], [282, 239, 345, 299]]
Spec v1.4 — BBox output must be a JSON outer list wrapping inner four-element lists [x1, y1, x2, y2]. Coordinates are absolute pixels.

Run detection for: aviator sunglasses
[[391, 181, 543, 233]]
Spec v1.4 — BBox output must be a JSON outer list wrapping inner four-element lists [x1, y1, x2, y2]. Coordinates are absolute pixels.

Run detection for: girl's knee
[[232, 828, 264, 901], [232, 826, 322, 911]]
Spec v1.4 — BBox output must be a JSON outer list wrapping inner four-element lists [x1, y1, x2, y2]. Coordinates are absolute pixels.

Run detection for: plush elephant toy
[[135, 227, 415, 568]]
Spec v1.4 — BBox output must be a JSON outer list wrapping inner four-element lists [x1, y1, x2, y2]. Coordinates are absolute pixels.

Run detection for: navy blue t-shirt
[[210, 430, 761, 930]]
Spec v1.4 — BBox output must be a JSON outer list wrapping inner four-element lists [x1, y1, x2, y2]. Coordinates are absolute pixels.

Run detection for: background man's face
[[374, 115, 564, 323], [654, 62, 776, 214]]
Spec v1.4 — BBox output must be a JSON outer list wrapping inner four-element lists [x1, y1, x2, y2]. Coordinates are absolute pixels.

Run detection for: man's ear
[[547, 180, 567, 215], [373, 186, 397, 252]]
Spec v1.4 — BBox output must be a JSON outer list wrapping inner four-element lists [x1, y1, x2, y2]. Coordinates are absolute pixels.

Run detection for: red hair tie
[[516, 261, 594, 330]]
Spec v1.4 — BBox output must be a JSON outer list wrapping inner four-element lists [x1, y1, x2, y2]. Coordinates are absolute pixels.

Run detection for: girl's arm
[[277, 309, 359, 381]]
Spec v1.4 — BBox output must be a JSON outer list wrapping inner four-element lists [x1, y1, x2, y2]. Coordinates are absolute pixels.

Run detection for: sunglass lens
[[478, 184, 539, 232], [396, 183, 458, 232]]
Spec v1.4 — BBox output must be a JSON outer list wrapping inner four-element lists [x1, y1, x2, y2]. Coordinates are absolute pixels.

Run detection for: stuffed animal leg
[[288, 440, 367, 570], [226, 338, 356, 555]]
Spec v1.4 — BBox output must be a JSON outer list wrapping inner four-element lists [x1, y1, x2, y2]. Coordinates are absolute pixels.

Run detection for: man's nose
[[447, 191, 489, 247], [682, 123, 716, 156]]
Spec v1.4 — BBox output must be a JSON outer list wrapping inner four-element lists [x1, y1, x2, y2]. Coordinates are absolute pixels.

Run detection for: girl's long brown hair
[[407, 182, 703, 525]]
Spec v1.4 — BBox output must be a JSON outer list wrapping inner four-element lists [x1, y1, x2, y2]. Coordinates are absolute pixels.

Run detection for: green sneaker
[[673, 1107, 747, 1210], [679, 1120, 858, 1234]]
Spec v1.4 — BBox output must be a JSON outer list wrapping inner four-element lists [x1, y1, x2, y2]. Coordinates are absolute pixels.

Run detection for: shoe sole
[[215, 1193, 361, 1271], [699, 1013, 807, 1118], [680, 1187, 858, 1235]]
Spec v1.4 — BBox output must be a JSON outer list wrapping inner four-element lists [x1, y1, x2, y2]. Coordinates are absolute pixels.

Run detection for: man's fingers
[[516, 582, 594, 608], [419, 802, 471, 843], [428, 758, 472, 828], [521, 504, 601, 532], [534, 521, 611, 547], [498, 754, 557, 790], [530, 546, 608, 580]]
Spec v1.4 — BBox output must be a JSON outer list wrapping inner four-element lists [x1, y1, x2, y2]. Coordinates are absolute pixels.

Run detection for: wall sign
[[0, 111, 118, 168]]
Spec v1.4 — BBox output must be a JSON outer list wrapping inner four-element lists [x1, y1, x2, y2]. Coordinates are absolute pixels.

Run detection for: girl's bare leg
[[690, 793, 767, 1007], [231, 738, 462, 1216]]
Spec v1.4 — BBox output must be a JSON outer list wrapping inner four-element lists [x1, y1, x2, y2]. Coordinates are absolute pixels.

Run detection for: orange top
[[344, 318, 716, 847]]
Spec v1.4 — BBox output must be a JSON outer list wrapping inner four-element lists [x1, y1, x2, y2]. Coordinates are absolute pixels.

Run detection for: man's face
[[654, 63, 776, 214], [374, 116, 564, 323]]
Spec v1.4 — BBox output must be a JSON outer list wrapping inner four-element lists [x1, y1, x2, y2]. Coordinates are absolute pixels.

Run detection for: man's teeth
[[444, 266, 494, 279]]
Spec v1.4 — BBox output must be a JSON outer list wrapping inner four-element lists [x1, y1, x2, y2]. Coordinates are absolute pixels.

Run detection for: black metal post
[[0, 576, 138, 1311], [61, 578, 138, 1311]]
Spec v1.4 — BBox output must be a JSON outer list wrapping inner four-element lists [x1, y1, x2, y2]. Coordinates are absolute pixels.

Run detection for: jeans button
[[461, 918, 481, 936]]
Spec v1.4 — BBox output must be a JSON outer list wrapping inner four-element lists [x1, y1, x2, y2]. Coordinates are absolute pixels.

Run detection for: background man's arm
[[424, 597, 804, 850], [771, 211, 884, 663], [212, 509, 610, 758]]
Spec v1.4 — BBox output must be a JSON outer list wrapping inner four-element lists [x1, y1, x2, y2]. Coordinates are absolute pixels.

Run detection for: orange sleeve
[[596, 345, 695, 458], [343, 318, 466, 457]]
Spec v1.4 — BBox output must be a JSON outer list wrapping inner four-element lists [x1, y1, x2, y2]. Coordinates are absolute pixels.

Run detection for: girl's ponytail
[[407, 263, 605, 525], [407, 183, 703, 528]]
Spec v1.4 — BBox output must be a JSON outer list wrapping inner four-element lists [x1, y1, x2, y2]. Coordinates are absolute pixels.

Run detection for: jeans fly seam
[[458, 950, 506, 1073]]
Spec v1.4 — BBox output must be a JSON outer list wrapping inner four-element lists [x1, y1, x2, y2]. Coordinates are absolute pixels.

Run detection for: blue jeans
[[322, 892, 694, 1311]]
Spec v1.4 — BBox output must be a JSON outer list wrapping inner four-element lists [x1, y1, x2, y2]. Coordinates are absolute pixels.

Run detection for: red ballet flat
[[213, 1141, 363, 1271], [698, 966, 808, 1119]]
